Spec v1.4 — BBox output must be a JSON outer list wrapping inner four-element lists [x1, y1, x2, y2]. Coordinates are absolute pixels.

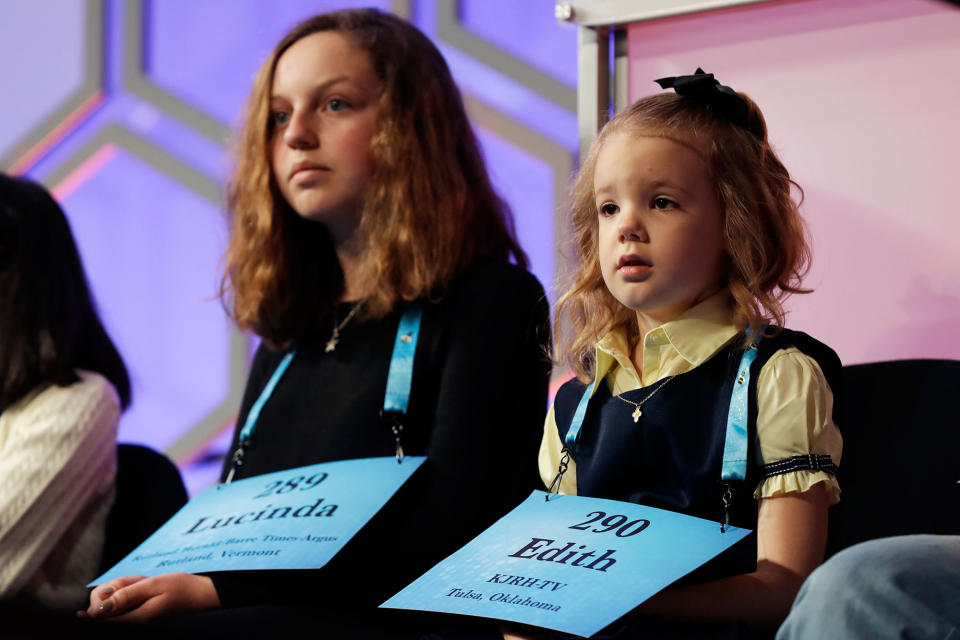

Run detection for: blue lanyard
[[558, 331, 764, 529], [562, 380, 595, 449], [720, 329, 764, 483], [238, 350, 296, 442], [224, 304, 423, 484], [383, 304, 423, 415]]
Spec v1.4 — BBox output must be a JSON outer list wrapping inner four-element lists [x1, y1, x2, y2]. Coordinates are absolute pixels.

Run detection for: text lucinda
[[184, 498, 337, 534]]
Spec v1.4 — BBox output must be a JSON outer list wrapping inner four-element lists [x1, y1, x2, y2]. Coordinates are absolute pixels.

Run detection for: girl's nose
[[283, 111, 319, 150], [617, 209, 647, 243]]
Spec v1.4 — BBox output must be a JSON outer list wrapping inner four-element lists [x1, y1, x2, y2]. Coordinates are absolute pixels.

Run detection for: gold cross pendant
[[631, 407, 642, 422]]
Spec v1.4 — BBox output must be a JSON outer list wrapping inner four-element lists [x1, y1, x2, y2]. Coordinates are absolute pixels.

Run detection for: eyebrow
[[270, 74, 354, 102], [645, 179, 691, 196], [594, 184, 615, 198], [594, 178, 691, 198]]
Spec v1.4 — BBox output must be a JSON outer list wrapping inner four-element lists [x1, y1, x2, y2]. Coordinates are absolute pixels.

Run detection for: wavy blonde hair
[[557, 92, 810, 381], [222, 9, 526, 348]]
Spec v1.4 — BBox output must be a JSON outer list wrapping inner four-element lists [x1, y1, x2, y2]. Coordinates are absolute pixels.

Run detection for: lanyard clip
[[546, 449, 571, 501], [382, 410, 405, 463], [222, 438, 250, 486], [720, 482, 734, 533]]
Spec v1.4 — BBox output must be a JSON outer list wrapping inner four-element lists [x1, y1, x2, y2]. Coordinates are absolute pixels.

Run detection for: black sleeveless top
[[552, 328, 842, 583]]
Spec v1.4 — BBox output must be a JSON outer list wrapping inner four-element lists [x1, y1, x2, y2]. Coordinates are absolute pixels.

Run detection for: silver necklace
[[614, 375, 676, 422], [324, 303, 362, 353]]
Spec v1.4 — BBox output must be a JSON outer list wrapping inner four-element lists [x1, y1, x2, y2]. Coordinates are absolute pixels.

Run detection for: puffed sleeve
[[753, 347, 843, 504], [538, 404, 578, 495]]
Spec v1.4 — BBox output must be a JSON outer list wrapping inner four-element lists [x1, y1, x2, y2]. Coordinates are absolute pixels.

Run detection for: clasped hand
[[79, 573, 220, 622]]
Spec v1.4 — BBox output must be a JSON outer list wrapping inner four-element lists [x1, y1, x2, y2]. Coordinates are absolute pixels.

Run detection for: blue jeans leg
[[776, 535, 960, 640]]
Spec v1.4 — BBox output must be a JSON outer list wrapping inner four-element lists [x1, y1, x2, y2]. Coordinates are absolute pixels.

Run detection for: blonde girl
[[537, 70, 842, 638]]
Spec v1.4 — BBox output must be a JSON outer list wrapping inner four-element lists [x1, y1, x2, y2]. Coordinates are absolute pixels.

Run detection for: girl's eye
[[651, 197, 676, 210], [327, 98, 349, 112], [599, 202, 619, 216], [269, 111, 290, 128]]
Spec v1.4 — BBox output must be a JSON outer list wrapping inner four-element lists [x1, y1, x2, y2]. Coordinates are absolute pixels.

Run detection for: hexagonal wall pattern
[[0, 0, 102, 172], [460, 0, 578, 88], [61, 146, 232, 455]]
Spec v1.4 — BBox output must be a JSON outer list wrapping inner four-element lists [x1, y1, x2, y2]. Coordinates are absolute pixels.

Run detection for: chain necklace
[[614, 375, 677, 422], [324, 302, 363, 353]]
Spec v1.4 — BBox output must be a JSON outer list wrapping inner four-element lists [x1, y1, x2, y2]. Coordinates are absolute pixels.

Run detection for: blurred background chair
[[99, 444, 188, 573], [825, 359, 960, 558]]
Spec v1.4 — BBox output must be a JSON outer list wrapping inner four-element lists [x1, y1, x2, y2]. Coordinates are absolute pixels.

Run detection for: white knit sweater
[[0, 370, 119, 609]]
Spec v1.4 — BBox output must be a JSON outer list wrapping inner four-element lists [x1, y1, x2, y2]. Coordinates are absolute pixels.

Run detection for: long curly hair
[[557, 92, 810, 381], [222, 9, 527, 348]]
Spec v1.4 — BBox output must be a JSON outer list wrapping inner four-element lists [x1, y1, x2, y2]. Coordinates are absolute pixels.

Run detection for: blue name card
[[91, 456, 425, 585], [382, 490, 750, 638]]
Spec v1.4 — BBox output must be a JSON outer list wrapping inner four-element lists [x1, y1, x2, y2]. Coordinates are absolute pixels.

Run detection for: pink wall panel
[[628, 0, 960, 365]]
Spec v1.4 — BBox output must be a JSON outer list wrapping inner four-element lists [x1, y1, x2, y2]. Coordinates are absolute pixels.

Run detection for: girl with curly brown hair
[[85, 10, 550, 636]]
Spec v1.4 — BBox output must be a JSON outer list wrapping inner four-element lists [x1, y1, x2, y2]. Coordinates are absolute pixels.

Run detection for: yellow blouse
[[539, 293, 842, 504]]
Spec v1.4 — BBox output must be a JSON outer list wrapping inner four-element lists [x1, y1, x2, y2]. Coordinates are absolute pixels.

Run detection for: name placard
[[382, 490, 750, 638], [91, 456, 425, 585]]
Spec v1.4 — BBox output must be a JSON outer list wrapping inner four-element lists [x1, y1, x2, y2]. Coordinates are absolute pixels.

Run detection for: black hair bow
[[655, 68, 751, 132]]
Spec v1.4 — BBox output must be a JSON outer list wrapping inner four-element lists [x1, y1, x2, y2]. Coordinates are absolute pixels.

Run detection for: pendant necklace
[[325, 302, 362, 353], [614, 375, 677, 423]]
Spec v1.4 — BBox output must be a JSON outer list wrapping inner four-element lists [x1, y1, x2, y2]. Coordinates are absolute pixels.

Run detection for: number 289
[[254, 472, 328, 498]]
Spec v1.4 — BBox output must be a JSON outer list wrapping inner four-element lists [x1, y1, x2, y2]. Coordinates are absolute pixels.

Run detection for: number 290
[[569, 511, 650, 537]]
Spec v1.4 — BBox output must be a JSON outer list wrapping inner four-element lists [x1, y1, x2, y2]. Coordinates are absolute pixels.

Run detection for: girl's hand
[[80, 573, 220, 621]]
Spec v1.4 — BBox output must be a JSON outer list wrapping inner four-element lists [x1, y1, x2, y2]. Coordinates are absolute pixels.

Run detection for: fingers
[[84, 577, 130, 616], [103, 579, 153, 618], [80, 573, 221, 623], [83, 575, 148, 619]]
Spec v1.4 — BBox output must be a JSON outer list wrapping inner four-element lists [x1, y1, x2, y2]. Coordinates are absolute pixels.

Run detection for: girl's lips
[[289, 161, 331, 181], [290, 167, 329, 184], [619, 264, 651, 279], [617, 255, 652, 280], [617, 254, 650, 268]]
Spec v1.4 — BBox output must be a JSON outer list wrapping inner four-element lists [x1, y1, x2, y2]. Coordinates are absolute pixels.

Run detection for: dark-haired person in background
[[0, 173, 130, 609]]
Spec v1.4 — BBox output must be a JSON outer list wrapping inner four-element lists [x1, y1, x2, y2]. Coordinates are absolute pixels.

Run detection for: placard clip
[[546, 449, 571, 501]]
